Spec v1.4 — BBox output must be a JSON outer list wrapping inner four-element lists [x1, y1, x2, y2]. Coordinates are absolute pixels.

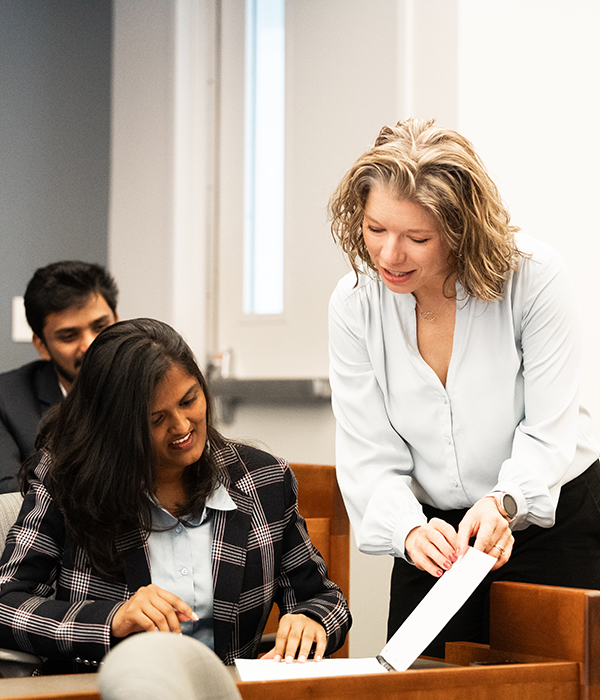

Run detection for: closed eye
[[56, 333, 78, 343], [181, 395, 197, 407], [92, 322, 110, 333], [365, 225, 385, 234]]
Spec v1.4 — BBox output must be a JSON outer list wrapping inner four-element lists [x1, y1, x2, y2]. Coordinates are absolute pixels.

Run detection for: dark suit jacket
[[0, 361, 62, 493], [0, 442, 351, 669]]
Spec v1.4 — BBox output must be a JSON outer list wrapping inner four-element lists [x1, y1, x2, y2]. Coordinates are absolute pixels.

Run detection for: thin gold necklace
[[415, 297, 453, 322]]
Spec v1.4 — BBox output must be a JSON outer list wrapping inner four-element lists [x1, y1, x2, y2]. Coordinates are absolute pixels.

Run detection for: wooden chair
[[261, 463, 350, 658]]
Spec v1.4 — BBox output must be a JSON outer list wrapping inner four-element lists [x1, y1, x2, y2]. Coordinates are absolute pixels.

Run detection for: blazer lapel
[[35, 361, 63, 410], [211, 485, 252, 660]]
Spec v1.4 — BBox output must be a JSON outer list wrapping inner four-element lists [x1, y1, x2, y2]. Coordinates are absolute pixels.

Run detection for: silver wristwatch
[[489, 491, 517, 522]]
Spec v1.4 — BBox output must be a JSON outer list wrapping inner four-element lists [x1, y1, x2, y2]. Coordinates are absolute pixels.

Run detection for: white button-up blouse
[[329, 233, 599, 560]]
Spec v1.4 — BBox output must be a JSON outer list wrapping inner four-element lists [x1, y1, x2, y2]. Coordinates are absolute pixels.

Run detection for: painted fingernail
[[436, 569, 443, 577], [274, 654, 281, 662], [285, 655, 294, 664], [298, 655, 306, 663], [314, 655, 322, 662], [191, 612, 199, 621]]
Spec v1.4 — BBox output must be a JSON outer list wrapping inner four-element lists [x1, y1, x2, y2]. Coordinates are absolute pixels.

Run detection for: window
[[243, 0, 285, 315]]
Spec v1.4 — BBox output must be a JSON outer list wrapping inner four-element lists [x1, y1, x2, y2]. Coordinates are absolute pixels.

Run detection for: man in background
[[0, 261, 119, 492]]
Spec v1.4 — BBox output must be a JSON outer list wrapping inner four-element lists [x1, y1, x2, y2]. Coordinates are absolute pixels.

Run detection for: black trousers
[[387, 460, 600, 658]]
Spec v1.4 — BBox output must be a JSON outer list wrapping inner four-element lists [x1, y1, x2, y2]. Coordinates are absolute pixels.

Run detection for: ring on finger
[[493, 543, 504, 554]]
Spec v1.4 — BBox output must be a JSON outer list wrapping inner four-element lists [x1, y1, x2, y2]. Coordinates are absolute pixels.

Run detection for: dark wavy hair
[[33, 318, 224, 579], [329, 118, 522, 302]]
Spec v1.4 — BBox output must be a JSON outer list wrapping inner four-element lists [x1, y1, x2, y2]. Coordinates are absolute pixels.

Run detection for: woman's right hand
[[111, 584, 198, 638], [404, 518, 459, 577]]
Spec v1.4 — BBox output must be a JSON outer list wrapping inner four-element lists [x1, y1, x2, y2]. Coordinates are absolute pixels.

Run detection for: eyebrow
[[90, 315, 112, 325]]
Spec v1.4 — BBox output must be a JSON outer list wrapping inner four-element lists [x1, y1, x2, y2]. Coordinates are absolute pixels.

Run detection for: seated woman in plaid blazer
[[0, 319, 351, 673]]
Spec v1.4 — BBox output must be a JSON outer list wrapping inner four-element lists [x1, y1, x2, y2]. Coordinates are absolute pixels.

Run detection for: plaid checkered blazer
[[0, 442, 351, 669]]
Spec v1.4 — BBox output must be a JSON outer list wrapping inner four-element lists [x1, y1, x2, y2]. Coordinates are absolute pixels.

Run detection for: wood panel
[[489, 582, 600, 700], [237, 663, 580, 700], [0, 662, 581, 700], [290, 463, 350, 600]]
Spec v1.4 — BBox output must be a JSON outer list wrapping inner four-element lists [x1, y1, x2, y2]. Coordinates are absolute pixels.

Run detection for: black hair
[[24, 260, 119, 339], [36, 318, 224, 579]]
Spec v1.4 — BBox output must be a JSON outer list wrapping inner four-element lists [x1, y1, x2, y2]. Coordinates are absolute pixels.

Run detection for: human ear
[[32, 334, 51, 361]]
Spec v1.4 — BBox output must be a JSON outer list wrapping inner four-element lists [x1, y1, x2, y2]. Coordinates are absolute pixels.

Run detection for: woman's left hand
[[261, 613, 327, 663], [456, 497, 514, 570]]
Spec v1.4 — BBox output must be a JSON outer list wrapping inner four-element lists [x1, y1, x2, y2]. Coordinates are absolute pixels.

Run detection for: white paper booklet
[[235, 546, 496, 681]]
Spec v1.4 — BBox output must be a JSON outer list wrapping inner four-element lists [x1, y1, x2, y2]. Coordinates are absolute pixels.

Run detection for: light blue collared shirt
[[148, 483, 236, 650]]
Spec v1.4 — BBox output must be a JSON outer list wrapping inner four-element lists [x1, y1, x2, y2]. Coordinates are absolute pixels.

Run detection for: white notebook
[[235, 546, 496, 682]]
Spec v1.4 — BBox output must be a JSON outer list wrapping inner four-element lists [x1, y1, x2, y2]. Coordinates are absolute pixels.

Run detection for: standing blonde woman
[[328, 118, 600, 657]]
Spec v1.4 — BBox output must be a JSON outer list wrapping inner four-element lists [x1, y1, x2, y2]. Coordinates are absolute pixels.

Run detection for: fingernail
[[191, 612, 199, 621], [274, 654, 281, 662], [314, 655, 322, 662], [285, 655, 294, 664], [298, 655, 306, 663], [436, 569, 443, 577]]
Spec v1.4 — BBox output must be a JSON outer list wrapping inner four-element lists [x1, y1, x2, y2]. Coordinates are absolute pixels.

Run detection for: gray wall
[[0, 0, 112, 372]]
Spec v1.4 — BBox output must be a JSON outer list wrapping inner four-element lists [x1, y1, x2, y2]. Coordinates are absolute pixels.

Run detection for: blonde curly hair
[[329, 118, 522, 302]]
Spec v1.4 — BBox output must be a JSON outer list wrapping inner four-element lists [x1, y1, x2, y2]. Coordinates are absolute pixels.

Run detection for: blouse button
[[181, 567, 189, 576]]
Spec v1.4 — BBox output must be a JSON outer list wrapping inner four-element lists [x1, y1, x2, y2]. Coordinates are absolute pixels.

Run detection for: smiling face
[[150, 363, 208, 479], [32, 292, 118, 391], [362, 185, 453, 299]]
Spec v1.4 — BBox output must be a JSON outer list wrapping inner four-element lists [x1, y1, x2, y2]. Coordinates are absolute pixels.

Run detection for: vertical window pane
[[244, 0, 285, 315]]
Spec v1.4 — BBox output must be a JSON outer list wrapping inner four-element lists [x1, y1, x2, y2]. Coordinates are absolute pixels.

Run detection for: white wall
[[456, 0, 600, 430], [109, 0, 600, 660], [109, 0, 215, 361]]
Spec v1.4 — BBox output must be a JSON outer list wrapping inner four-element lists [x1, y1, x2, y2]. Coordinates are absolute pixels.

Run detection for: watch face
[[503, 493, 518, 518]]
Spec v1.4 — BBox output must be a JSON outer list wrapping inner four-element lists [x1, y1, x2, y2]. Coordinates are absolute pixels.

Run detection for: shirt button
[[181, 567, 189, 576], [175, 525, 183, 534]]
